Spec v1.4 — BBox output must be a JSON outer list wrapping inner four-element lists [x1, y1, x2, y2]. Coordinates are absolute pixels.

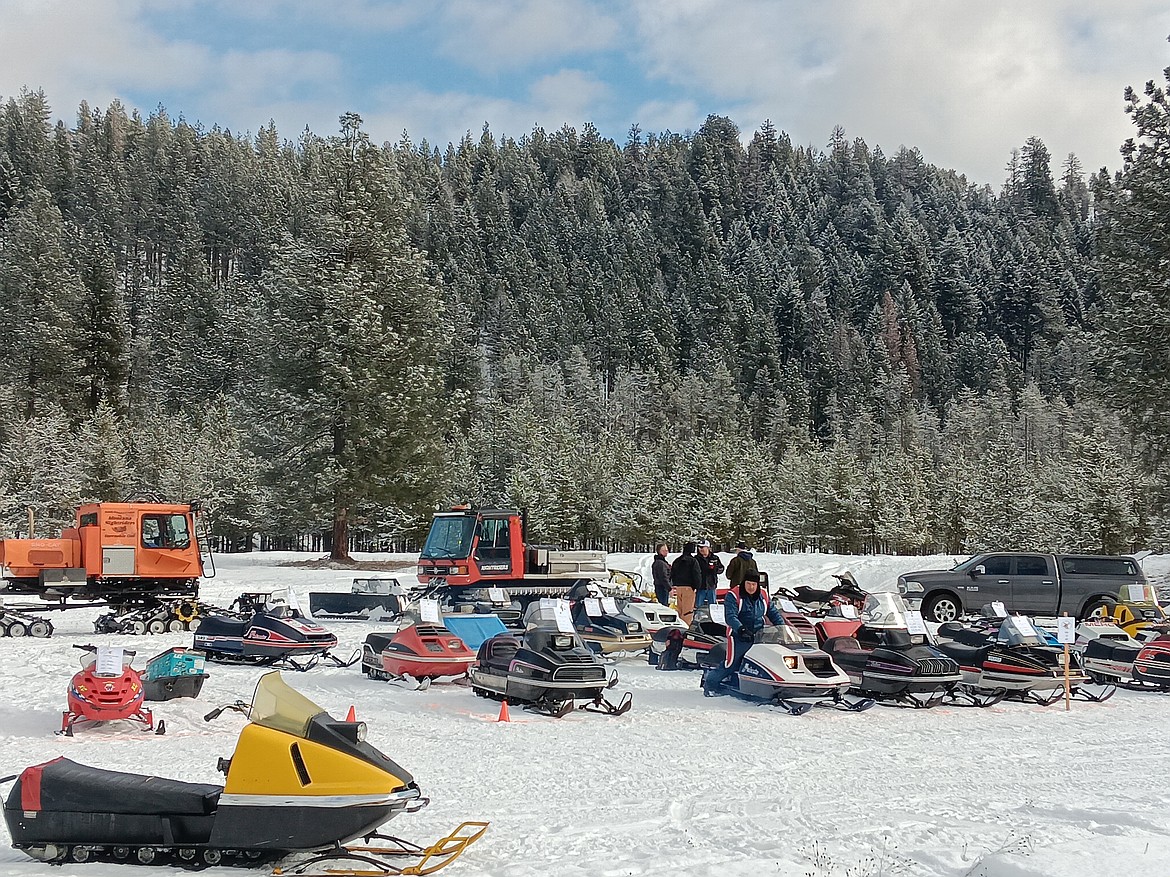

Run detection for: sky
[[1, 0, 1168, 187]]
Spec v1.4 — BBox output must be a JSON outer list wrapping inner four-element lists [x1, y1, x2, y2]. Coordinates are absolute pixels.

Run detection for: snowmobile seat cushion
[[364, 632, 397, 653], [824, 636, 868, 656], [26, 758, 221, 816], [935, 641, 988, 666], [1084, 638, 1139, 663]]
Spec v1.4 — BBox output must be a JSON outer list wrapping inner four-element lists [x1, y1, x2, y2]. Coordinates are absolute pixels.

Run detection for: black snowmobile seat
[[793, 585, 833, 603], [10, 758, 221, 816], [935, 641, 989, 667], [1084, 638, 1140, 663], [823, 636, 870, 669]]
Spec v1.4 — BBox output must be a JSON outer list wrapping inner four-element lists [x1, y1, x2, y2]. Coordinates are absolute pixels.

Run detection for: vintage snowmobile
[[784, 572, 869, 616], [700, 622, 873, 716], [565, 583, 652, 656], [813, 593, 961, 708], [142, 647, 209, 701], [60, 645, 161, 736], [623, 602, 687, 635], [934, 616, 1108, 706], [193, 596, 346, 671], [5, 672, 487, 872], [1074, 621, 1150, 688], [1131, 632, 1170, 689], [469, 624, 632, 718], [308, 578, 411, 621], [361, 623, 476, 688], [648, 605, 725, 669]]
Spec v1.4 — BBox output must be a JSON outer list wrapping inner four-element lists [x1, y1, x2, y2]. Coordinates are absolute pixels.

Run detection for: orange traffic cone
[[497, 699, 511, 723], [345, 705, 356, 722]]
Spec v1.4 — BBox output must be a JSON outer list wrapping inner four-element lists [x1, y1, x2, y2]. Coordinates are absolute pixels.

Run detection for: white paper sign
[[95, 646, 124, 676], [584, 598, 603, 618], [419, 598, 441, 624], [708, 603, 726, 625], [905, 610, 929, 636], [487, 587, 506, 603], [1128, 584, 1148, 602], [991, 601, 1007, 617], [285, 586, 302, 613], [1056, 616, 1076, 644], [539, 597, 558, 610], [779, 598, 799, 614], [1010, 615, 1037, 637], [552, 600, 575, 633], [839, 604, 859, 619], [601, 596, 619, 615]]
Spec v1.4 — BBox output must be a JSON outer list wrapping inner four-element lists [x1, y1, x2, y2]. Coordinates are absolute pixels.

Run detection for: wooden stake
[[1062, 611, 1071, 712], [27, 507, 34, 539]]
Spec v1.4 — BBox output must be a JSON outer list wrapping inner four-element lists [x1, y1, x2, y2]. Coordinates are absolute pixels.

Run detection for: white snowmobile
[[701, 623, 874, 716]]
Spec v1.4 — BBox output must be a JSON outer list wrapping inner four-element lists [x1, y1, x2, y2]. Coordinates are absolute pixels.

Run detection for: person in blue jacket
[[703, 570, 782, 696]]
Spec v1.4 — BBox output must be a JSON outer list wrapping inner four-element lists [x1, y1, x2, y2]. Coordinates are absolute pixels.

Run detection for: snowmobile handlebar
[[203, 700, 250, 723]]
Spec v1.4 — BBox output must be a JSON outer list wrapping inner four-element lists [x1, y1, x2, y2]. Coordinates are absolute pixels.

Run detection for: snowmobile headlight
[[783, 656, 798, 670], [901, 581, 924, 593], [356, 721, 367, 742], [552, 635, 574, 649]]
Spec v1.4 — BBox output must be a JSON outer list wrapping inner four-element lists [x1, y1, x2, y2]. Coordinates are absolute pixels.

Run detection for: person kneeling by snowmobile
[[703, 571, 782, 696]]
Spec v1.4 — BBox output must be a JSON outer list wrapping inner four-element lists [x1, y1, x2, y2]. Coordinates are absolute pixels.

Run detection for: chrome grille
[[915, 657, 959, 676], [552, 666, 605, 683]]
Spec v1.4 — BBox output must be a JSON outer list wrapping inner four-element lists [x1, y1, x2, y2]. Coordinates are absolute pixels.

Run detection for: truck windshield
[[421, 515, 476, 559]]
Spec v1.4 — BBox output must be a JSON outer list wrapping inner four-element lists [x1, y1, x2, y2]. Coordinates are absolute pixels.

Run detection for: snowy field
[[3, 551, 1170, 877]]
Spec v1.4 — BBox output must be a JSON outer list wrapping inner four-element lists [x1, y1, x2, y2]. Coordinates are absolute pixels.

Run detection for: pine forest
[[1, 72, 1169, 558]]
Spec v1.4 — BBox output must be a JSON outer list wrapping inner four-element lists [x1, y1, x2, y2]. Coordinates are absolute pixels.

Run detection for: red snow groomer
[[61, 644, 162, 736]]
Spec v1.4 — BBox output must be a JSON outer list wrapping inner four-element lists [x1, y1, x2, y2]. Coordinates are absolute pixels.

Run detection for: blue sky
[[2, 0, 1169, 186]]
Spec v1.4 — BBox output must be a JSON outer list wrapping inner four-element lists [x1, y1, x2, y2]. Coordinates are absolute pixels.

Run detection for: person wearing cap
[[726, 541, 758, 589], [703, 570, 782, 696], [670, 541, 702, 624], [651, 542, 673, 606], [695, 540, 724, 608]]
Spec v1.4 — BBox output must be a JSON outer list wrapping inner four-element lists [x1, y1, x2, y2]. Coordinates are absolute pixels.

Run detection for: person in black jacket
[[695, 540, 724, 607], [651, 543, 672, 606], [670, 541, 702, 624]]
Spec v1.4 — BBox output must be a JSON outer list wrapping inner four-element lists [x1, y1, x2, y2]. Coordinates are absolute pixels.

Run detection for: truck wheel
[[923, 593, 961, 624], [1080, 597, 1116, 622]]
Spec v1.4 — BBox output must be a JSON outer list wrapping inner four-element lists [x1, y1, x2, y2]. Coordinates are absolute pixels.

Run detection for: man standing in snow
[[695, 540, 723, 608], [726, 541, 758, 589], [670, 541, 702, 624], [703, 570, 782, 696], [651, 542, 673, 606]]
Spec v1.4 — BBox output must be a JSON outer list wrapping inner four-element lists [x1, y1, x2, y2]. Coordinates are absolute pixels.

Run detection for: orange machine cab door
[[134, 511, 199, 577], [473, 515, 513, 577]]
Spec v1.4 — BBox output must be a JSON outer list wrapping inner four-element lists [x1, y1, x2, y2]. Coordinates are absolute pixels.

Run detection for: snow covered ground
[[3, 551, 1170, 877]]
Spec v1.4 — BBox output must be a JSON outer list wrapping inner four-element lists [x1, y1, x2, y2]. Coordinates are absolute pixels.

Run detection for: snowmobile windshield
[[756, 623, 805, 646], [996, 617, 1047, 647], [250, 672, 326, 738], [860, 593, 910, 629], [421, 514, 475, 560]]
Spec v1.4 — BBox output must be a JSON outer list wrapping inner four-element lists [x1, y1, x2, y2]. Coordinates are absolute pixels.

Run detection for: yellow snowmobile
[[1101, 582, 1170, 640], [3, 672, 486, 874]]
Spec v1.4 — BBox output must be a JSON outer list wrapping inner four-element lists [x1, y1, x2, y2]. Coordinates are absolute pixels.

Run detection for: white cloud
[[629, 0, 1170, 184], [436, 0, 620, 73]]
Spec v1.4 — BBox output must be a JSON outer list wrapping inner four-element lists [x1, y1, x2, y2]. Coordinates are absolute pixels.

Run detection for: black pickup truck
[[897, 553, 1148, 623]]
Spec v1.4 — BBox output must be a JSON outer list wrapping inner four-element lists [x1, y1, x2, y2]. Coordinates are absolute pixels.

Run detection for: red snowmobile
[[61, 645, 162, 736]]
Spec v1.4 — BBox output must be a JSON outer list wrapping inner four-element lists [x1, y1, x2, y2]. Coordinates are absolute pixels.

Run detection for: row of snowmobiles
[[648, 574, 1129, 712], [359, 598, 634, 718]]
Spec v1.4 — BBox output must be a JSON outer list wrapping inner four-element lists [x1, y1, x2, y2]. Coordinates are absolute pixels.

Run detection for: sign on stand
[[905, 610, 929, 636], [1128, 583, 1148, 602], [709, 603, 726, 625], [584, 598, 603, 618], [487, 587, 507, 604], [991, 601, 1007, 617], [1058, 612, 1074, 711], [419, 598, 441, 624], [601, 596, 619, 615]]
